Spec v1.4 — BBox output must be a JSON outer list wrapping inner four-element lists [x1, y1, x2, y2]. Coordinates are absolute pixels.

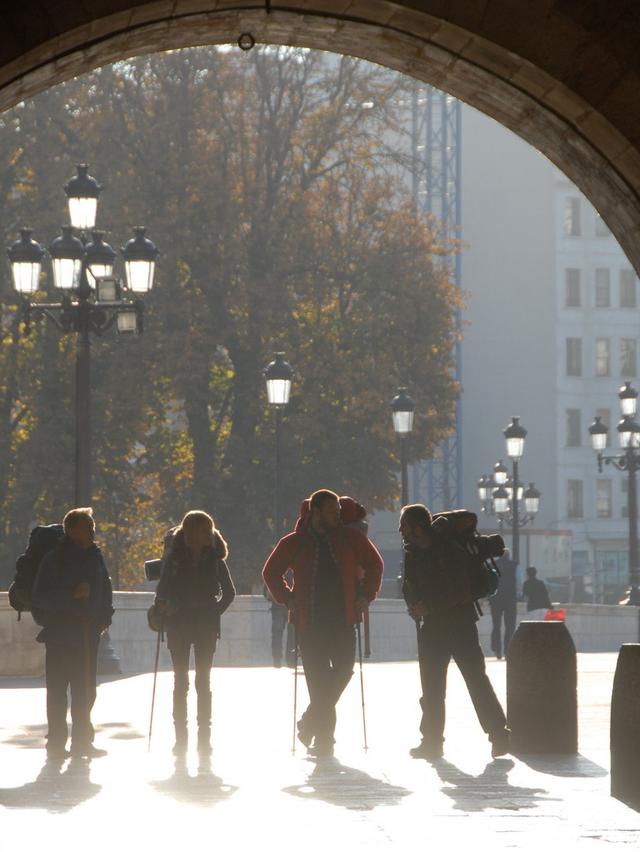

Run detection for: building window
[[565, 269, 581, 307], [567, 480, 584, 518], [595, 268, 610, 307], [596, 408, 611, 448], [597, 480, 612, 518], [620, 269, 637, 308], [566, 338, 582, 376], [622, 479, 629, 518], [566, 409, 582, 447], [564, 198, 581, 237], [595, 338, 610, 376], [621, 338, 637, 377], [595, 213, 611, 237]]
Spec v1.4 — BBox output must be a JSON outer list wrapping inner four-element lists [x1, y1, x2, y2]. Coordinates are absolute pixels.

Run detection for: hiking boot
[[308, 740, 334, 758], [409, 741, 443, 761], [71, 743, 107, 759], [490, 728, 511, 758], [197, 727, 212, 756], [46, 745, 70, 761], [297, 716, 314, 748]]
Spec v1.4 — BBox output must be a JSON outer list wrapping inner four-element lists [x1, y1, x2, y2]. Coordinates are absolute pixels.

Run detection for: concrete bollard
[[611, 643, 640, 809], [506, 620, 577, 753]]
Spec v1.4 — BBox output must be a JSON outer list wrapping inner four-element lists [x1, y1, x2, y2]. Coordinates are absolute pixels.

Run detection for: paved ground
[[1, 653, 639, 850]]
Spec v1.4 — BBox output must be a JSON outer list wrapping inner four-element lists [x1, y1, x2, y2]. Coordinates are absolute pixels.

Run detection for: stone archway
[[2, 2, 640, 270]]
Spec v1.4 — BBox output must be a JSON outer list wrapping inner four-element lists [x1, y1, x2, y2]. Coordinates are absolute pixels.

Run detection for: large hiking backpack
[[8, 524, 65, 620], [431, 510, 504, 612]]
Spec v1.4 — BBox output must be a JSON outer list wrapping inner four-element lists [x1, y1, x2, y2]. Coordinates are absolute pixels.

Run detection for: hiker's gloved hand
[[73, 582, 90, 600], [408, 601, 427, 620]]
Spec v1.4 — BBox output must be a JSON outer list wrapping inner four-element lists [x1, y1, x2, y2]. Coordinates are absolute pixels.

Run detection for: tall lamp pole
[[7, 166, 158, 506], [391, 388, 415, 507], [264, 353, 293, 539], [589, 382, 640, 606], [503, 417, 528, 564]]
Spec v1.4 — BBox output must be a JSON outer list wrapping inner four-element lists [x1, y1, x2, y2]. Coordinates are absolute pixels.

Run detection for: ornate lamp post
[[391, 387, 415, 507], [7, 165, 158, 506], [589, 382, 640, 606], [477, 425, 540, 559], [264, 352, 293, 538]]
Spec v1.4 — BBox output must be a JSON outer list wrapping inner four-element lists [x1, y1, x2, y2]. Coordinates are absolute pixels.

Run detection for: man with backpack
[[31, 508, 114, 760], [400, 503, 510, 761], [263, 489, 383, 757]]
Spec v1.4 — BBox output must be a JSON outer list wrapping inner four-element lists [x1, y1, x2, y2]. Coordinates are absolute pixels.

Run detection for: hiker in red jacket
[[263, 489, 383, 757]]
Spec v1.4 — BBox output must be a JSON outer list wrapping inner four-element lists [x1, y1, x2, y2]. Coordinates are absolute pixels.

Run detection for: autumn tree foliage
[[0, 47, 461, 590]]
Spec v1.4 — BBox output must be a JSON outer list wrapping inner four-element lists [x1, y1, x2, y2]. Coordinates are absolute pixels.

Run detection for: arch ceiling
[[2, 2, 640, 269]]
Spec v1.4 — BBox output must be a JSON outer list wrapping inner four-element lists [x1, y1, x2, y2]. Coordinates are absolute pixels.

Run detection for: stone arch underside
[[2, 2, 640, 270]]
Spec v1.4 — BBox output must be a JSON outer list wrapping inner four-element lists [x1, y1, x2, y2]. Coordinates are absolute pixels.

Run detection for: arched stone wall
[[2, 2, 640, 268]]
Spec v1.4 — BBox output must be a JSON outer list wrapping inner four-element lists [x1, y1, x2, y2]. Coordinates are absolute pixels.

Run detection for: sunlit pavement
[[1, 654, 639, 850]]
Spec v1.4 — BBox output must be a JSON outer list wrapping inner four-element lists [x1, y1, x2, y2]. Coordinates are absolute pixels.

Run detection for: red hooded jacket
[[262, 498, 383, 632]]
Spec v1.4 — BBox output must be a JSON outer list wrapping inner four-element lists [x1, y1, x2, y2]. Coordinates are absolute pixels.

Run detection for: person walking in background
[[32, 508, 113, 760], [400, 503, 510, 762], [155, 510, 236, 756], [489, 549, 518, 659], [263, 489, 383, 757], [522, 565, 552, 619]]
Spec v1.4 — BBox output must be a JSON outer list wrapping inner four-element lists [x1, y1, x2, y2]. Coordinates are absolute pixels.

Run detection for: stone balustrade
[[1, 592, 638, 676]]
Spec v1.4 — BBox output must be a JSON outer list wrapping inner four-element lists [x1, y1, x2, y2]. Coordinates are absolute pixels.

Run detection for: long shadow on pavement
[[283, 757, 411, 811], [515, 753, 608, 778], [150, 755, 238, 807], [0, 757, 101, 813], [433, 758, 557, 812]]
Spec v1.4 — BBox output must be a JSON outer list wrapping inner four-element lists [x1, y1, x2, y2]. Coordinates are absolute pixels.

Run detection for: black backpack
[[431, 510, 505, 613], [8, 524, 65, 620]]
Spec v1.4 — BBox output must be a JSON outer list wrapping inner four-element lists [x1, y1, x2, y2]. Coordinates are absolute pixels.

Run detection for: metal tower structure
[[408, 83, 462, 512]]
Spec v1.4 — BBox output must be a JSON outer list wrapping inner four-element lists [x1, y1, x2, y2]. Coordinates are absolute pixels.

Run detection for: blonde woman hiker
[[154, 510, 236, 756]]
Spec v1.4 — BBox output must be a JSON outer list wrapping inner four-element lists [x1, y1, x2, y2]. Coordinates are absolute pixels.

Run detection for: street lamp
[[391, 387, 415, 506], [504, 416, 528, 563], [7, 164, 158, 506], [264, 353, 293, 538], [589, 382, 640, 606]]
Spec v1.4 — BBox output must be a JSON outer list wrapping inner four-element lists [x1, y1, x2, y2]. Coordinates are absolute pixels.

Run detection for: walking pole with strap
[[148, 621, 164, 752], [363, 603, 371, 658], [356, 618, 368, 752], [291, 610, 299, 754]]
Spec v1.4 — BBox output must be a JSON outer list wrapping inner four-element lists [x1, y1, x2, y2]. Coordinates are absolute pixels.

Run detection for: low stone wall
[[1, 592, 638, 675]]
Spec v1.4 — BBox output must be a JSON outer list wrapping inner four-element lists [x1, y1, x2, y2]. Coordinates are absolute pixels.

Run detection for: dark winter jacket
[[31, 538, 114, 644], [155, 529, 235, 638], [262, 503, 383, 632], [402, 538, 477, 625], [492, 555, 518, 607], [522, 577, 551, 611]]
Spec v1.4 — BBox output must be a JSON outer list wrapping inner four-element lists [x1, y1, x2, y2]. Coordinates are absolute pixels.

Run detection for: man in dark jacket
[[400, 503, 510, 761], [32, 507, 113, 760], [522, 565, 552, 615], [263, 489, 383, 757], [489, 549, 519, 659]]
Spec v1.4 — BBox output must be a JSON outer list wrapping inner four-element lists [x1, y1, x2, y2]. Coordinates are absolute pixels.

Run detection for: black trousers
[[168, 628, 217, 730], [489, 598, 517, 658], [299, 624, 355, 745], [417, 616, 506, 747], [45, 637, 99, 750]]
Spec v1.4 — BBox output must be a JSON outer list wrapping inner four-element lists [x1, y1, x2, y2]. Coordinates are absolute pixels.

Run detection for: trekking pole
[[356, 620, 368, 751], [364, 604, 371, 658], [291, 611, 299, 754], [148, 623, 163, 752]]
